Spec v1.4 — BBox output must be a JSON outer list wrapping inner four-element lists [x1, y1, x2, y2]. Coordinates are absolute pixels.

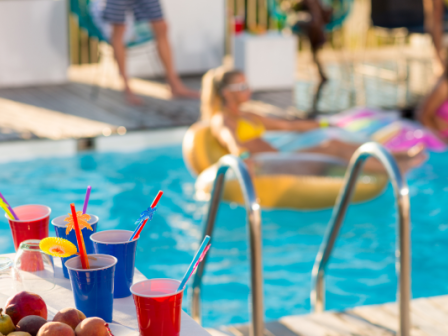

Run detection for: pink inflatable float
[[328, 108, 446, 152]]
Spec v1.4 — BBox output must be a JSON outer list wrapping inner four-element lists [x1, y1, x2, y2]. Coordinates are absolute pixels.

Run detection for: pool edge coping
[[0, 127, 188, 163]]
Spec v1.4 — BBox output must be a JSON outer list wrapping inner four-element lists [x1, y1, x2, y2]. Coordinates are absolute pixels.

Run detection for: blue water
[[1, 145, 448, 328]]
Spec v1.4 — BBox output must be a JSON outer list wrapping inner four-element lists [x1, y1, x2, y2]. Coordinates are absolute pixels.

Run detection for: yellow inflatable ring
[[183, 122, 388, 210]]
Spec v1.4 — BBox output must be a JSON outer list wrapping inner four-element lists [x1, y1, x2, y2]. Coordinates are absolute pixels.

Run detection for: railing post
[[310, 142, 411, 336], [191, 155, 265, 336]]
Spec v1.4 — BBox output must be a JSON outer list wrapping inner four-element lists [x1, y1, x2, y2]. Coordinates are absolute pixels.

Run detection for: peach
[[53, 308, 86, 330], [36, 322, 74, 336], [74, 317, 109, 336]]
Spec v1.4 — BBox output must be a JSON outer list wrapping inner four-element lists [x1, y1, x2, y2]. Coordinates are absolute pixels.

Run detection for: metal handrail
[[310, 142, 411, 336], [191, 155, 264, 336]]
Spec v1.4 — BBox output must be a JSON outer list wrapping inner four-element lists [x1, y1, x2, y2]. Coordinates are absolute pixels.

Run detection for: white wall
[[127, 0, 226, 77], [0, 0, 69, 88], [234, 32, 297, 91]]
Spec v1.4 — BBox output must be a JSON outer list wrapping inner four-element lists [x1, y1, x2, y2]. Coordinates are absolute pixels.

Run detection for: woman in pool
[[201, 67, 425, 173]]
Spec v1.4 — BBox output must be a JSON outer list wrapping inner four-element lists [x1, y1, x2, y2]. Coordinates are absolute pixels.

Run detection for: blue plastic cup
[[90, 230, 138, 298], [52, 214, 98, 279], [65, 254, 117, 322]]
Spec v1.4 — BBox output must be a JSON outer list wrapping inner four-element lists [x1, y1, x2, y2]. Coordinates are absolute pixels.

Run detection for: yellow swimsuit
[[236, 118, 265, 143]]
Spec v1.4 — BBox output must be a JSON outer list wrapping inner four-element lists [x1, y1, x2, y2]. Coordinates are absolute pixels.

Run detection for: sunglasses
[[226, 82, 250, 92]]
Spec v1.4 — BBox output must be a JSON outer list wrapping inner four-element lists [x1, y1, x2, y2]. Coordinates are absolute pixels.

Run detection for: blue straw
[[177, 235, 211, 291], [129, 221, 144, 241]]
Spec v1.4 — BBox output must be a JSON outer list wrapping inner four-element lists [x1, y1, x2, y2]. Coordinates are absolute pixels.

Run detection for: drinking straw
[[183, 244, 210, 287], [150, 190, 164, 208], [0, 199, 15, 220], [133, 190, 163, 239], [177, 235, 211, 291], [0, 192, 18, 220], [131, 219, 147, 241], [129, 190, 163, 241], [82, 186, 91, 215], [70, 203, 89, 269]]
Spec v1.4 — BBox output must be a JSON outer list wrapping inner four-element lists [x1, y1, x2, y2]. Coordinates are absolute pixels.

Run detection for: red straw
[[134, 191, 163, 240], [150, 190, 163, 208], [70, 203, 89, 269]]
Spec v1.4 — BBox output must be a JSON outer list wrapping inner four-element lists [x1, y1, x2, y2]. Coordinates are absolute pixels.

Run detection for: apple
[[0, 308, 15, 335], [5, 292, 47, 325]]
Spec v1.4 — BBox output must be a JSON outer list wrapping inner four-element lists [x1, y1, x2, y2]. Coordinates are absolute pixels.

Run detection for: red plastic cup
[[234, 16, 244, 34], [131, 279, 184, 336], [5, 205, 51, 250]]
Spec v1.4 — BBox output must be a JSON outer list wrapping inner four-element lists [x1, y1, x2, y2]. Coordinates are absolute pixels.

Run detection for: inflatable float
[[329, 107, 446, 152], [183, 122, 388, 210]]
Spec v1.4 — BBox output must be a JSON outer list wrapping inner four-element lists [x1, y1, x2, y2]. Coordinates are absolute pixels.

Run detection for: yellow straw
[[0, 199, 14, 220]]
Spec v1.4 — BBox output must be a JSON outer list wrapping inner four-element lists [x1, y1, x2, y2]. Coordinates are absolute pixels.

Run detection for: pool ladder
[[191, 142, 411, 336], [191, 155, 265, 336], [311, 142, 411, 336]]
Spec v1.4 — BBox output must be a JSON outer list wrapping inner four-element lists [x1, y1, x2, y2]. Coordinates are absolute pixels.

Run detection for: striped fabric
[[103, 0, 163, 23]]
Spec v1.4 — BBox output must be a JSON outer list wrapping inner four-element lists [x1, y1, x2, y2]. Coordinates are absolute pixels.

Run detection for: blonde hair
[[200, 67, 242, 121]]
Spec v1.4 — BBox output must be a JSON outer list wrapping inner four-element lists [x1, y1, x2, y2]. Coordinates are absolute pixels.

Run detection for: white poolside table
[[0, 254, 210, 336]]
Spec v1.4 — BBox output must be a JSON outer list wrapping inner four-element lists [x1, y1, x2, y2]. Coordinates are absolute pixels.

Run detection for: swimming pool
[[0, 141, 447, 328]]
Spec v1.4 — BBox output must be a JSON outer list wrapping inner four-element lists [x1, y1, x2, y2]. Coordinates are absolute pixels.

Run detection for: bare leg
[[312, 49, 327, 81], [300, 139, 426, 173], [111, 24, 144, 105], [296, 0, 331, 81], [150, 20, 199, 99]]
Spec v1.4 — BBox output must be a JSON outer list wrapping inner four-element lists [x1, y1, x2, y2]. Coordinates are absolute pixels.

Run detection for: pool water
[[1, 144, 448, 328]]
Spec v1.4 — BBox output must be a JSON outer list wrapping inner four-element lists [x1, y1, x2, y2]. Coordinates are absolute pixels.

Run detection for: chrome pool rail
[[310, 142, 411, 336], [191, 155, 265, 336]]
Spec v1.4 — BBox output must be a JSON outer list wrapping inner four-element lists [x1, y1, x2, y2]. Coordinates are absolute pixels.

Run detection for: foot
[[170, 82, 200, 99], [125, 89, 144, 106]]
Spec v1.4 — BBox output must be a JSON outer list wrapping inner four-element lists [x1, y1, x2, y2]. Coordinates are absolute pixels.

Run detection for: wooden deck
[[0, 45, 438, 143], [0, 64, 201, 141], [207, 295, 448, 336]]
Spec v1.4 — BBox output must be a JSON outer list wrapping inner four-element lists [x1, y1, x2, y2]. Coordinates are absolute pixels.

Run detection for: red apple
[[5, 292, 47, 325]]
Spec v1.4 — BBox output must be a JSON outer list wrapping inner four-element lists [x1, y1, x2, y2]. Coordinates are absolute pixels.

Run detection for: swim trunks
[[103, 0, 163, 23]]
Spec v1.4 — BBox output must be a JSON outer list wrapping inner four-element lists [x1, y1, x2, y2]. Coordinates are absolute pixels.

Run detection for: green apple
[[0, 308, 15, 335]]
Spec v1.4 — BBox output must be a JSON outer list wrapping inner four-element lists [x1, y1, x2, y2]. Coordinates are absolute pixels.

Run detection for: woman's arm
[[424, 0, 445, 68], [245, 112, 320, 132], [210, 114, 241, 156]]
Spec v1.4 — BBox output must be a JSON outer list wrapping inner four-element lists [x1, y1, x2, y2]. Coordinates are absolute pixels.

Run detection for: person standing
[[103, 0, 199, 104], [424, 0, 445, 72]]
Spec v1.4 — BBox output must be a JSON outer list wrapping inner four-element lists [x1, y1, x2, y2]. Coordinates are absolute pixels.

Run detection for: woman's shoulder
[[241, 111, 263, 122]]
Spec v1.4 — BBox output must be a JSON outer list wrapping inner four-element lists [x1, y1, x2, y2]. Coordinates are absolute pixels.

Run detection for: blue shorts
[[103, 0, 163, 23]]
